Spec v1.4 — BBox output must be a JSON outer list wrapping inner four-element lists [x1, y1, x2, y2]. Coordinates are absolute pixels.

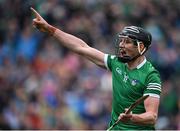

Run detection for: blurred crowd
[[0, 0, 179, 130]]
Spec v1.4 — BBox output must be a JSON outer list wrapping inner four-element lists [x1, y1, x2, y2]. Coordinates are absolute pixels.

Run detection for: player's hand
[[118, 108, 132, 123], [30, 7, 51, 34]]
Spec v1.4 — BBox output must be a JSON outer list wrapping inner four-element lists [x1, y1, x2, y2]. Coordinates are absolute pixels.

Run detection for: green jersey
[[104, 54, 161, 130]]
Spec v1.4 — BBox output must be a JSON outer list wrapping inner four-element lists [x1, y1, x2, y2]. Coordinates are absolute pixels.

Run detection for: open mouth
[[119, 50, 127, 57]]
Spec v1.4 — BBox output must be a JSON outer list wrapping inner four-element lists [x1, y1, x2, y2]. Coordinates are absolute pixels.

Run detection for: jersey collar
[[136, 57, 146, 69]]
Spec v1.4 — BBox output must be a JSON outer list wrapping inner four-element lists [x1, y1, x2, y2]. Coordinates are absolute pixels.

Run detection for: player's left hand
[[30, 7, 51, 33], [118, 108, 132, 123]]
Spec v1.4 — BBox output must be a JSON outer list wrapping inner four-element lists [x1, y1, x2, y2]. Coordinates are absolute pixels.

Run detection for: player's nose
[[119, 40, 125, 48]]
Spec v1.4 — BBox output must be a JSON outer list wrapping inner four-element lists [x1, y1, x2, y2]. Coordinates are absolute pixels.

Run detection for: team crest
[[131, 79, 138, 86]]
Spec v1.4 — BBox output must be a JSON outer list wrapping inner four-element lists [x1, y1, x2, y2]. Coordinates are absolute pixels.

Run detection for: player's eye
[[125, 39, 133, 43], [119, 38, 126, 43], [126, 38, 138, 45], [118, 36, 138, 46]]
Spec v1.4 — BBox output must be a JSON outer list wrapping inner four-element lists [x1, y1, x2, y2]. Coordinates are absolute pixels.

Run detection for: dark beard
[[118, 54, 140, 63], [118, 56, 132, 63]]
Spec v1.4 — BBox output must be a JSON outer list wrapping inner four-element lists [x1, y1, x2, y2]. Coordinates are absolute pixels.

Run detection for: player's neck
[[127, 55, 145, 70]]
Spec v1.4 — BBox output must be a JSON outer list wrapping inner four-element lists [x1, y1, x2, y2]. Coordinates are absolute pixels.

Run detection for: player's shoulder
[[105, 54, 125, 71], [106, 54, 120, 64], [108, 54, 117, 60], [144, 60, 160, 75]]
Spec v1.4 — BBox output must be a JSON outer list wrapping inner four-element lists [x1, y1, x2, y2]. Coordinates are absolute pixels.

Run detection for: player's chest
[[112, 66, 145, 93]]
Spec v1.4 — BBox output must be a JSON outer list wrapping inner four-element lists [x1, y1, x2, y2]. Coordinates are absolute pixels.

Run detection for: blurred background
[[0, 0, 179, 130]]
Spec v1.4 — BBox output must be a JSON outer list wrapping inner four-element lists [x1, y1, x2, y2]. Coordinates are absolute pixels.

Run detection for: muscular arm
[[130, 96, 160, 125], [31, 7, 105, 68], [53, 29, 105, 68]]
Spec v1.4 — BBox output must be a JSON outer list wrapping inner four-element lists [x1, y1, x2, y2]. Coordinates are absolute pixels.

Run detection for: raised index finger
[[30, 7, 42, 19]]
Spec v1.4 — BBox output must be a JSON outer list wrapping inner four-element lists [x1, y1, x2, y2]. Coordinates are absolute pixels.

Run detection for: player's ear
[[137, 42, 146, 55], [138, 42, 145, 52]]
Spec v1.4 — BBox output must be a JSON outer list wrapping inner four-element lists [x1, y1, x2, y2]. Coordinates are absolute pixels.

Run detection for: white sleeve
[[104, 54, 109, 70]]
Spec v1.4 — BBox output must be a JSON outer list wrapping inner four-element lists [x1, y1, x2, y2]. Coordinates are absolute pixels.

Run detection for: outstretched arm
[[31, 7, 105, 68]]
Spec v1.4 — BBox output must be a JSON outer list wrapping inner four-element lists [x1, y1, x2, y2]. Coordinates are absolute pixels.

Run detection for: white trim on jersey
[[143, 93, 160, 98], [104, 54, 110, 70], [148, 83, 161, 86], [147, 87, 161, 92], [137, 57, 146, 69], [147, 85, 161, 89]]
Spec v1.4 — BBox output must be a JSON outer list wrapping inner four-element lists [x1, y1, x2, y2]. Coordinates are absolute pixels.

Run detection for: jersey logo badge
[[116, 67, 122, 75], [131, 79, 138, 86]]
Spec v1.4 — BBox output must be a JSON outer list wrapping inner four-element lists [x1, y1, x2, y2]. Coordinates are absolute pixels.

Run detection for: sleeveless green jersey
[[104, 54, 161, 130]]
